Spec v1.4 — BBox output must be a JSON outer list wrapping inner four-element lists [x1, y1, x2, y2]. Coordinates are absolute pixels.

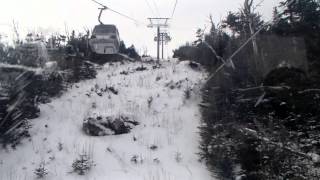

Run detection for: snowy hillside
[[0, 60, 214, 180]]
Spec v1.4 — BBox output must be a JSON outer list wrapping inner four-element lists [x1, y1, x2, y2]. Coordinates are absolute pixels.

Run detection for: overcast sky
[[0, 0, 281, 57]]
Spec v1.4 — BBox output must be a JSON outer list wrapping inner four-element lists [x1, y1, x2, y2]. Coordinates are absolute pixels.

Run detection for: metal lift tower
[[154, 32, 172, 59], [147, 18, 170, 61]]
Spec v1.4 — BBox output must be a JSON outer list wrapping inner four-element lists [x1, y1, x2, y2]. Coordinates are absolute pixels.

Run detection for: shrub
[[184, 87, 192, 100], [34, 162, 48, 179], [199, 67, 320, 179], [72, 154, 95, 175]]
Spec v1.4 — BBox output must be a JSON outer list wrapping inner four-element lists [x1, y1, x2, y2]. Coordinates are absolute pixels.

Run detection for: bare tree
[[242, 0, 261, 57], [12, 20, 20, 45]]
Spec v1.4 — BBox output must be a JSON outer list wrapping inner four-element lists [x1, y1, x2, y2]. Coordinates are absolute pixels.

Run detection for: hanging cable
[[144, 0, 156, 16], [107, 8, 144, 25], [91, 0, 146, 26], [151, 0, 161, 17], [92, 0, 106, 8], [171, 0, 178, 18]]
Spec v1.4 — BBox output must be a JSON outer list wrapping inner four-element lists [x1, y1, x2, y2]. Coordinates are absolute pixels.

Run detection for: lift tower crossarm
[[147, 18, 170, 28]]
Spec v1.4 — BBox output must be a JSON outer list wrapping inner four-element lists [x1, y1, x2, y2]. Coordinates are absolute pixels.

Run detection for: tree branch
[[239, 128, 320, 163]]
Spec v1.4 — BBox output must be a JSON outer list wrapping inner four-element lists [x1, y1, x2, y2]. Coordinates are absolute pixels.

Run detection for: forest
[[173, 0, 320, 179]]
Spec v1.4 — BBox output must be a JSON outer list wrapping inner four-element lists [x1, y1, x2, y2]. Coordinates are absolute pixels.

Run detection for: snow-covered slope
[[0, 60, 214, 180]]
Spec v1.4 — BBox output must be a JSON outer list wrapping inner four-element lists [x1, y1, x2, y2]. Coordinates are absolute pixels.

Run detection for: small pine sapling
[[34, 162, 48, 179], [72, 154, 95, 175]]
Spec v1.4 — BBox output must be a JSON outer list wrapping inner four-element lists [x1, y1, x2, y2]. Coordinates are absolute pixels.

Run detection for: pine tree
[[274, 0, 320, 73]]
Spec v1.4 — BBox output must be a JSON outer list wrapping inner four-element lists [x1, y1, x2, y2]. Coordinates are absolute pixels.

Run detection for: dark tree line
[[119, 41, 140, 60], [174, 0, 320, 179]]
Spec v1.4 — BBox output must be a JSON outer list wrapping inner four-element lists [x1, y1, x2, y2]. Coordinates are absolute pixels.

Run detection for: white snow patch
[[0, 60, 214, 180]]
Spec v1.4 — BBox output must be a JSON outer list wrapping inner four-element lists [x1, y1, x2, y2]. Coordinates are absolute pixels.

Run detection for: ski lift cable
[[91, 0, 147, 26], [108, 8, 145, 25], [151, 0, 161, 17], [171, 0, 178, 18], [92, 0, 106, 8], [144, 0, 157, 16]]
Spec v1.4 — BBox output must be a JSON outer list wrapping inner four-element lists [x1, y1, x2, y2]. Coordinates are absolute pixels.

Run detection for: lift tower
[[155, 32, 172, 59], [147, 18, 169, 62]]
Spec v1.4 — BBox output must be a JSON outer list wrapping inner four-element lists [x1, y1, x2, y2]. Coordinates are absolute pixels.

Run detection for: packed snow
[[0, 59, 214, 180]]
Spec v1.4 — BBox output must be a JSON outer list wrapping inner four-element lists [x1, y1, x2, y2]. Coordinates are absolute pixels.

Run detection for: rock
[[165, 79, 186, 89], [150, 145, 158, 151], [264, 67, 309, 89], [131, 155, 143, 164], [83, 115, 139, 136], [152, 64, 162, 69], [308, 153, 320, 164], [111, 119, 130, 134], [135, 66, 147, 71], [83, 117, 115, 136], [189, 61, 200, 70], [106, 86, 118, 95], [120, 71, 129, 75], [262, 67, 319, 119]]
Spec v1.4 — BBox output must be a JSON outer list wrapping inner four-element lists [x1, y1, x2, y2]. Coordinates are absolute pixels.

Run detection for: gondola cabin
[[89, 24, 120, 55]]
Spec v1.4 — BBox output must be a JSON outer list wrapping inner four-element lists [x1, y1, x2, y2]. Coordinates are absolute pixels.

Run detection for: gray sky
[[0, 0, 281, 57]]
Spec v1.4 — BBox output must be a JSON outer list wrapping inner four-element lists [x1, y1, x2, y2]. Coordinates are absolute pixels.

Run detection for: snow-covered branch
[[239, 128, 320, 164], [235, 85, 291, 92], [298, 89, 320, 94]]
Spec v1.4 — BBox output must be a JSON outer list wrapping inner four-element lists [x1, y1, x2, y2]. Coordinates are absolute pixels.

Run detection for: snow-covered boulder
[[83, 115, 139, 136]]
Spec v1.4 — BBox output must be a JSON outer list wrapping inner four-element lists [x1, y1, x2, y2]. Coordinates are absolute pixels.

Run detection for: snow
[[0, 63, 43, 74], [0, 59, 214, 180], [308, 153, 320, 164]]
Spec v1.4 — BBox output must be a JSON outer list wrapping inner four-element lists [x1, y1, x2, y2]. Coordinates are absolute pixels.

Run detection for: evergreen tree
[[119, 40, 127, 54], [273, 0, 320, 76]]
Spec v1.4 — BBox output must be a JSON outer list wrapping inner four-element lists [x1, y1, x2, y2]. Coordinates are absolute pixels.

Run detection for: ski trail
[[0, 60, 214, 180]]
